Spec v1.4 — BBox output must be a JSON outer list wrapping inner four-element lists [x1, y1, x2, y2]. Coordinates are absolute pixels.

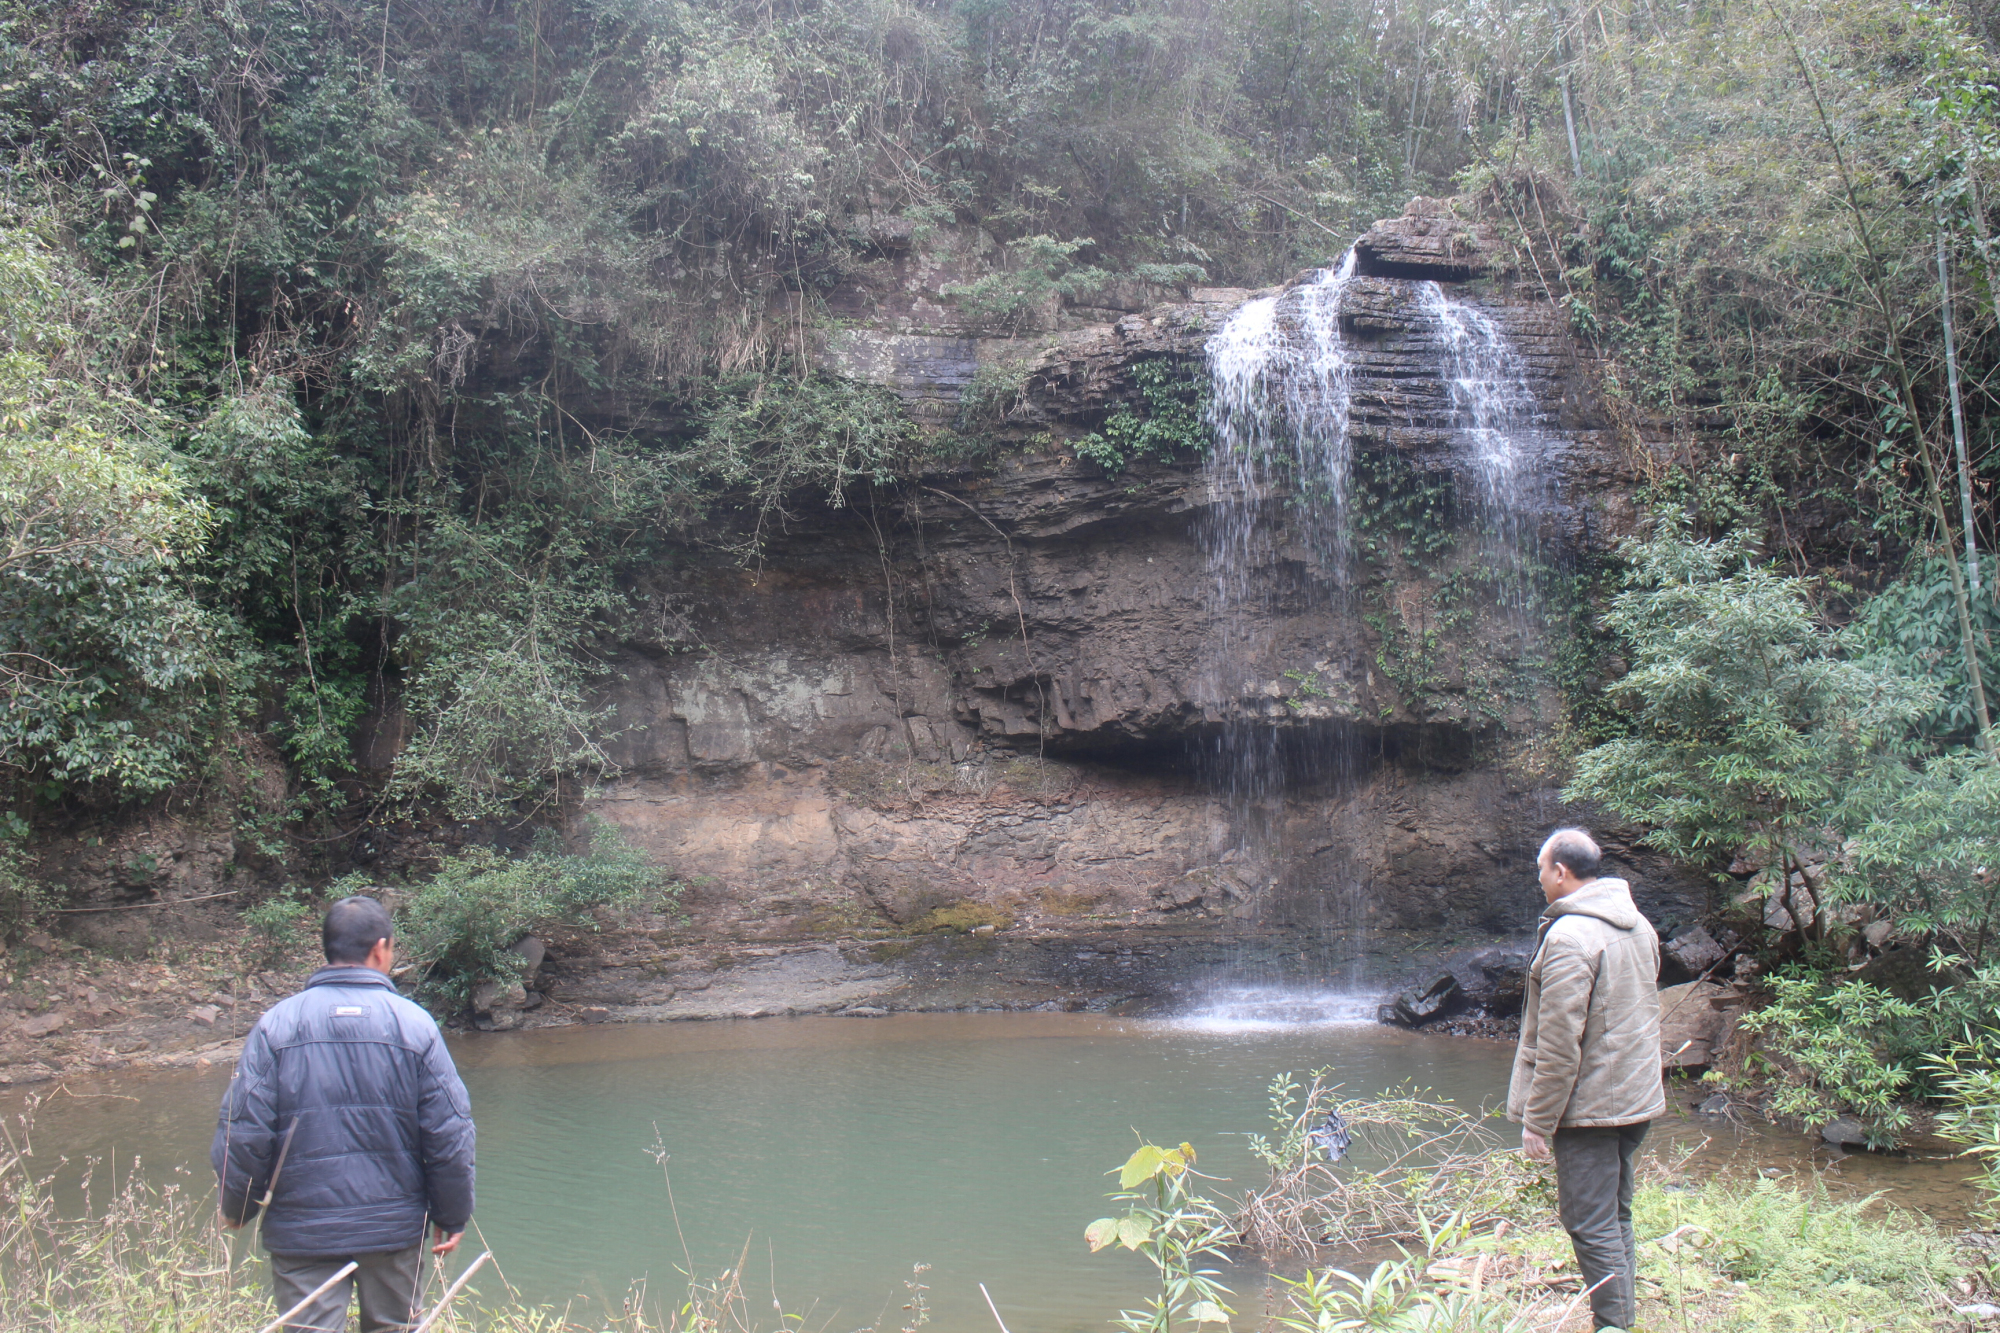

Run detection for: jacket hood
[[1543, 877, 1639, 931], [303, 965, 397, 991]]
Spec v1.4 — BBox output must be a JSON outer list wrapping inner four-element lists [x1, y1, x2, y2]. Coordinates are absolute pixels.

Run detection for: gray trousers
[[270, 1245, 425, 1333], [1552, 1121, 1648, 1331]]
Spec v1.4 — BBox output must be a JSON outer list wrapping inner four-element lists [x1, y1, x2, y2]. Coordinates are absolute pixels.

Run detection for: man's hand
[[432, 1226, 463, 1257], [1521, 1128, 1552, 1161]]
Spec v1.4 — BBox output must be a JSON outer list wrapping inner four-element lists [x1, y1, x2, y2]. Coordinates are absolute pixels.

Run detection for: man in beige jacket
[[1507, 828, 1664, 1333]]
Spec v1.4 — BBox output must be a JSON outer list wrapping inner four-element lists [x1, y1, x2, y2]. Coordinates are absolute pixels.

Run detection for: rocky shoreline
[[0, 916, 1518, 1087]]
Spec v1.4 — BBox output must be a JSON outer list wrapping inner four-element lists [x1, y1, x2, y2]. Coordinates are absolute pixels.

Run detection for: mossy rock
[[911, 902, 1014, 934]]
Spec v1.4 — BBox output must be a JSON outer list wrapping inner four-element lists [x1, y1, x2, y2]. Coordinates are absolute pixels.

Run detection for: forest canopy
[[5, 0, 2000, 871]]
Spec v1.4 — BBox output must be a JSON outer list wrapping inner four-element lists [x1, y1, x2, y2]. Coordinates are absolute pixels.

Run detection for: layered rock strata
[[547, 198, 1708, 991]]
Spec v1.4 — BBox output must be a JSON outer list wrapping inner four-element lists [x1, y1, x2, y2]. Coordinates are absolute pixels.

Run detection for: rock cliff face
[[566, 198, 1707, 986]]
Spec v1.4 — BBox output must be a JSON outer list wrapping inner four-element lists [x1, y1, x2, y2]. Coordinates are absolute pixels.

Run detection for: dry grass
[[1235, 1073, 1544, 1255], [0, 1100, 818, 1333], [1234, 1073, 1987, 1332]]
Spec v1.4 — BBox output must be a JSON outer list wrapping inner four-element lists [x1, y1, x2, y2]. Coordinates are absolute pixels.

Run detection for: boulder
[[471, 978, 530, 1032], [512, 935, 547, 978], [1661, 925, 1725, 981], [187, 1005, 220, 1027], [1455, 946, 1532, 1017], [1820, 1116, 1870, 1148], [17, 1012, 64, 1038], [1657, 980, 1741, 1068], [1854, 944, 1944, 1001], [1377, 973, 1465, 1028]]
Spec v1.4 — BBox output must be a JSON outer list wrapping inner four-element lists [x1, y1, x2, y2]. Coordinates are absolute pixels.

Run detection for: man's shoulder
[[254, 975, 442, 1048], [1541, 911, 1635, 955]]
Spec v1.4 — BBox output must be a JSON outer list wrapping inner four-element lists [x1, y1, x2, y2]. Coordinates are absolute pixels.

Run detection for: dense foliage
[[10, 0, 2000, 1156], [0, 0, 1583, 835]]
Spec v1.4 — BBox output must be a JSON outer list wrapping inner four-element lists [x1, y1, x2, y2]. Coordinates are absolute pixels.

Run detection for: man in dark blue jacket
[[214, 896, 476, 1332]]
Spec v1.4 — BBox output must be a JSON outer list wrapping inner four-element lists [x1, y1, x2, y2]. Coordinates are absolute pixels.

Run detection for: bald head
[[1537, 828, 1602, 905]]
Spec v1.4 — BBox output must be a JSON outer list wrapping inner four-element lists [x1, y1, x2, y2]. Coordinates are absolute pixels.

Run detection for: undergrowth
[[1226, 1071, 1982, 1331]]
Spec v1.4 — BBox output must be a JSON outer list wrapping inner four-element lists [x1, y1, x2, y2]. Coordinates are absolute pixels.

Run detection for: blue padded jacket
[[211, 966, 476, 1257]]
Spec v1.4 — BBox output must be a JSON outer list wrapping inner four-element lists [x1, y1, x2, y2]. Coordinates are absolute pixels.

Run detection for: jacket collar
[[303, 965, 398, 991], [1540, 876, 1640, 931]]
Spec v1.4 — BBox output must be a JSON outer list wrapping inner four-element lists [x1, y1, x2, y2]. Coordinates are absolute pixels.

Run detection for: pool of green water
[[15, 1011, 1981, 1333]]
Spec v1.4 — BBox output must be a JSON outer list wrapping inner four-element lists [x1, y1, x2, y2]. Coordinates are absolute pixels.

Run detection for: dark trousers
[[1552, 1121, 1648, 1330], [269, 1245, 425, 1333]]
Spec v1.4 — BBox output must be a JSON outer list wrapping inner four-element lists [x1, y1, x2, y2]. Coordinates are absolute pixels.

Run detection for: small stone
[[22, 932, 57, 954], [188, 1005, 220, 1027], [1697, 1093, 1731, 1115], [1951, 1303, 2000, 1320], [1862, 920, 1893, 950], [840, 1006, 890, 1017], [17, 1013, 64, 1038], [1820, 1116, 1870, 1148], [577, 1006, 611, 1024]]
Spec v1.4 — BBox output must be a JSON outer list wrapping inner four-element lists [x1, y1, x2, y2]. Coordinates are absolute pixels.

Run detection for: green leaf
[[1116, 1214, 1153, 1251], [1085, 1218, 1120, 1253], [1119, 1144, 1170, 1188], [1187, 1301, 1232, 1325]]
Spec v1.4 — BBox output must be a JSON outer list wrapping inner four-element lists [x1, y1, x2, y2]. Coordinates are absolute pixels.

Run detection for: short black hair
[[323, 895, 394, 964], [1541, 828, 1603, 881]]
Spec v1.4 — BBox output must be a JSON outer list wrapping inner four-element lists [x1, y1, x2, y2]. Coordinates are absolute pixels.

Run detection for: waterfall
[[1420, 279, 1547, 598], [1180, 254, 1547, 1029]]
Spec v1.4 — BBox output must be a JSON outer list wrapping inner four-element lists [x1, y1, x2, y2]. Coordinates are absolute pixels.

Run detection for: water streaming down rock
[[1182, 256, 1552, 1029], [1419, 279, 1549, 598], [1192, 253, 1372, 1014]]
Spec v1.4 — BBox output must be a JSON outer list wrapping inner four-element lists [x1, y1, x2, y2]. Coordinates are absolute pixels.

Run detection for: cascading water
[[1420, 279, 1548, 595], [1180, 255, 1550, 1029], [1188, 253, 1371, 1024]]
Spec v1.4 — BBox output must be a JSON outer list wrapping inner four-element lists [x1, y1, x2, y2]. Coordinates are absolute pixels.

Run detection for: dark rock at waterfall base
[[1421, 1013, 1521, 1039], [1456, 945, 1533, 1016], [1377, 973, 1465, 1027]]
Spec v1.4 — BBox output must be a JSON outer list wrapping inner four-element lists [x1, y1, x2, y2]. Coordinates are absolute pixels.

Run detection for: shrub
[[393, 819, 669, 1013], [239, 886, 313, 969], [1564, 515, 1935, 939], [1073, 357, 1211, 475]]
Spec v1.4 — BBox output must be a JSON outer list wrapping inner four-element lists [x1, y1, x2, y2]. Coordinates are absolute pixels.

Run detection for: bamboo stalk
[[1938, 221, 1980, 593], [411, 1250, 491, 1333], [978, 1282, 1015, 1333]]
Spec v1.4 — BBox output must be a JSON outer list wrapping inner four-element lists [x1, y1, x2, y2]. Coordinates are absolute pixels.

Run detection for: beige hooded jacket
[[1506, 877, 1665, 1135]]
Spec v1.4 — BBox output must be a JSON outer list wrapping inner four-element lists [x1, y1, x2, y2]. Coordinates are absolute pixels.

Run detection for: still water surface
[[17, 1012, 1978, 1333]]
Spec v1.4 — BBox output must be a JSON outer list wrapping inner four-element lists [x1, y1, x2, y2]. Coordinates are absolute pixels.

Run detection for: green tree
[[1564, 517, 1935, 937], [0, 219, 235, 802]]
